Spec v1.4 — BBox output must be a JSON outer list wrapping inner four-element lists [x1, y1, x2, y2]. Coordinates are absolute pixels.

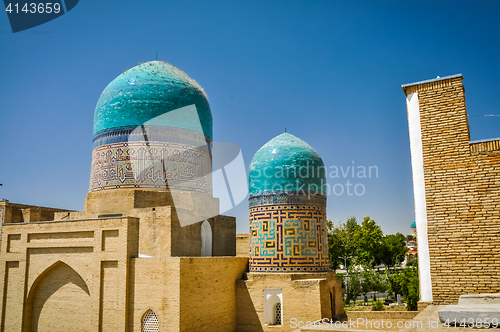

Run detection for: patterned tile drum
[[249, 203, 329, 272], [89, 140, 212, 193]]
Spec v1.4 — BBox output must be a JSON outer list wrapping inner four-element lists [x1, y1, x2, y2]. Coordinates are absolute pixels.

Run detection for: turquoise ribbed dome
[[411, 221, 416, 228], [93, 61, 212, 139], [248, 133, 326, 197]]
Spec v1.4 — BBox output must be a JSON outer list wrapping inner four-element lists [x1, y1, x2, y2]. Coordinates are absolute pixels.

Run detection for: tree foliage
[[328, 216, 408, 269], [329, 216, 397, 269], [328, 215, 416, 308], [395, 260, 419, 311], [346, 268, 361, 304], [379, 233, 408, 269], [327, 216, 360, 270], [354, 216, 383, 266]]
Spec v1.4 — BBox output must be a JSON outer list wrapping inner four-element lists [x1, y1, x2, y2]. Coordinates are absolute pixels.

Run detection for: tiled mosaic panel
[[249, 204, 329, 272], [89, 141, 212, 193]]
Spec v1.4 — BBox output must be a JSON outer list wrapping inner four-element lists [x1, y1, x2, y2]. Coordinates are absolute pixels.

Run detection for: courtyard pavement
[[296, 305, 495, 332]]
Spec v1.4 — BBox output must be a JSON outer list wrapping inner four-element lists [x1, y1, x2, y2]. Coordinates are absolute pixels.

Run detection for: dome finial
[[285, 127, 287, 133]]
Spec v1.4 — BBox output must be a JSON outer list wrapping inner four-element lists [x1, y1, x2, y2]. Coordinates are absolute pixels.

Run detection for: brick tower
[[403, 74, 500, 304]]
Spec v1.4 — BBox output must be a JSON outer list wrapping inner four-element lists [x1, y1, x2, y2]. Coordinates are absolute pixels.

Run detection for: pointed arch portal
[[25, 261, 91, 332], [201, 220, 212, 257]]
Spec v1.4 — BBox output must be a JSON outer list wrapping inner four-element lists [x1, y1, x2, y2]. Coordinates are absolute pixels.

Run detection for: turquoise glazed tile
[[248, 133, 326, 197], [93, 61, 212, 139]]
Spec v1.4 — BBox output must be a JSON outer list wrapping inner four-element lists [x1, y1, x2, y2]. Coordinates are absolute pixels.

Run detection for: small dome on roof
[[248, 133, 326, 197]]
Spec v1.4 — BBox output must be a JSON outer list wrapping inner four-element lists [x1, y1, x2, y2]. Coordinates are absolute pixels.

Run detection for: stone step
[[438, 305, 500, 323], [458, 294, 500, 306]]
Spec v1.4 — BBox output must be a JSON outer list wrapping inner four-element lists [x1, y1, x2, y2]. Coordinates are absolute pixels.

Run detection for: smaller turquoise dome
[[248, 133, 326, 197], [93, 61, 212, 139], [411, 221, 416, 228]]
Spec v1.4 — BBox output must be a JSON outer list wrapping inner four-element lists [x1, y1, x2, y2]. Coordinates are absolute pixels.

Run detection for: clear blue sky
[[1, 1, 499, 235]]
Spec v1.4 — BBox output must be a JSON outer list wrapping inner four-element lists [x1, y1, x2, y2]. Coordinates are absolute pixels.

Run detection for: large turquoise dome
[[248, 133, 326, 197], [93, 61, 212, 139]]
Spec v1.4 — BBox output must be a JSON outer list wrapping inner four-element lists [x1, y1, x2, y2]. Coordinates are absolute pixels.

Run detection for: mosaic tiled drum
[[248, 133, 329, 272], [89, 61, 213, 194]]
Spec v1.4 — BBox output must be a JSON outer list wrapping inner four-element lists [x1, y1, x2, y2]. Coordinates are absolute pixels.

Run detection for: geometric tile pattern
[[89, 141, 212, 193], [249, 203, 329, 272]]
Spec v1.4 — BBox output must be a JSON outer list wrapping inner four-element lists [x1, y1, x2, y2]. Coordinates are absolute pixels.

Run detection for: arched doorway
[[201, 220, 212, 257], [25, 261, 91, 332]]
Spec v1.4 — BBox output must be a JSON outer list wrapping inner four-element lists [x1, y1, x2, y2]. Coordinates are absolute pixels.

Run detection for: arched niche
[[264, 289, 282, 325], [201, 220, 212, 257], [24, 261, 91, 332]]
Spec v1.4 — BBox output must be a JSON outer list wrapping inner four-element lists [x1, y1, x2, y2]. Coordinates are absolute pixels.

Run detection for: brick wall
[[0, 200, 73, 224], [129, 256, 248, 332], [179, 257, 248, 331], [236, 272, 343, 331], [0, 216, 139, 331], [404, 75, 500, 304], [236, 233, 250, 257]]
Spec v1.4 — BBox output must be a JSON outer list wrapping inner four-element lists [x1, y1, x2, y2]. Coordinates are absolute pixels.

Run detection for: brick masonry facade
[[404, 75, 500, 304]]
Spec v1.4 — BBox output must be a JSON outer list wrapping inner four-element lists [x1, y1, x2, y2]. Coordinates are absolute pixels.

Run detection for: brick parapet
[[470, 139, 500, 153]]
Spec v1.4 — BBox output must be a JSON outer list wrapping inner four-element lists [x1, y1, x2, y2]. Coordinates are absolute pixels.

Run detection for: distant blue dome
[[93, 61, 212, 139], [411, 221, 416, 228], [248, 133, 326, 197]]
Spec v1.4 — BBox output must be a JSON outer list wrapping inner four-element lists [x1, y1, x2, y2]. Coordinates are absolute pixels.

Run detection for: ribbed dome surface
[[248, 133, 326, 197], [93, 61, 212, 139]]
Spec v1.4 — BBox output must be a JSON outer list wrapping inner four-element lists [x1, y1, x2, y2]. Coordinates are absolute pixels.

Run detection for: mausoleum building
[[0, 61, 344, 332]]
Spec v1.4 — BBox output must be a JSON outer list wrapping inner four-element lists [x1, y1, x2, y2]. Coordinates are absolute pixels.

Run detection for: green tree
[[360, 264, 374, 302], [379, 233, 408, 270], [359, 264, 389, 304], [372, 269, 389, 294], [398, 261, 419, 311], [353, 216, 383, 267], [327, 216, 360, 270], [346, 267, 361, 304], [387, 271, 401, 300]]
